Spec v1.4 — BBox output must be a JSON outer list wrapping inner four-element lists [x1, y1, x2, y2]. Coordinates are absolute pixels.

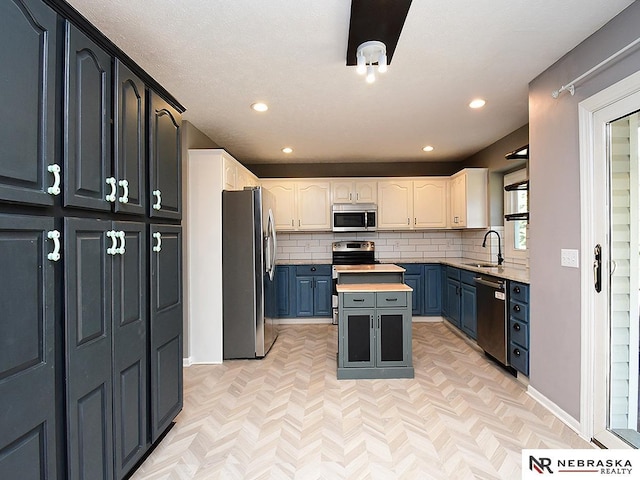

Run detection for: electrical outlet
[[561, 248, 579, 268]]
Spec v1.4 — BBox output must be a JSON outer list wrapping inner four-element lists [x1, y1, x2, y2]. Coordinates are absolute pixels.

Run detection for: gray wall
[[246, 161, 462, 178], [181, 121, 220, 358], [528, 2, 640, 420]]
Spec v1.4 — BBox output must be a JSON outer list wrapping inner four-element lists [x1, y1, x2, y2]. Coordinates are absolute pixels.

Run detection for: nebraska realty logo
[[522, 449, 640, 478]]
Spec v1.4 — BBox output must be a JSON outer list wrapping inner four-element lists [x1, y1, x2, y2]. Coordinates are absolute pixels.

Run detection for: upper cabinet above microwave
[[331, 180, 377, 204]]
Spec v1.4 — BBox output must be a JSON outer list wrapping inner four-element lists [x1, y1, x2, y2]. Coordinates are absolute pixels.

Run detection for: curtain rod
[[551, 36, 640, 98]]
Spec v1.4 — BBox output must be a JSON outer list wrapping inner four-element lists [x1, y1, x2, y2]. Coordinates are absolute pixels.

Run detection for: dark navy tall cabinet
[[0, 1, 185, 479]]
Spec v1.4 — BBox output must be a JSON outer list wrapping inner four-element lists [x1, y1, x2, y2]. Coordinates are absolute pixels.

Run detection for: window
[[504, 169, 528, 262]]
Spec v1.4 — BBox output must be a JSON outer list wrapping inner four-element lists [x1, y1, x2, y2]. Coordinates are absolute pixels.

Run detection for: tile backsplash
[[276, 226, 527, 267]]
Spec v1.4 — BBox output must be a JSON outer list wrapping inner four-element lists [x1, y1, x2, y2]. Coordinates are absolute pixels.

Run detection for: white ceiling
[[67, 0, 634, 164]]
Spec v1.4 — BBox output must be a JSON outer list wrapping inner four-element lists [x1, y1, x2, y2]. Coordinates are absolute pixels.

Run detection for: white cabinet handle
[[152, 232, 162, 252], [152, 189, 162, 210], [106, 177, 117, 202], [106, 230, 118, 255], [47, 230, 61, 261], [47, 164, 61, 195], [118, 179, 129, 204], [116, 230, 126, 255]]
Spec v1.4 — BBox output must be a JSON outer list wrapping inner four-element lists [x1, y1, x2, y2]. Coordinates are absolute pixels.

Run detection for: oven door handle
[[474, 277, 504, 289]]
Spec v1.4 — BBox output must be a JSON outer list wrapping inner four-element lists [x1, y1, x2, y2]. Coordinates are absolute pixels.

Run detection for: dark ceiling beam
[[346, 0, 412, 66]]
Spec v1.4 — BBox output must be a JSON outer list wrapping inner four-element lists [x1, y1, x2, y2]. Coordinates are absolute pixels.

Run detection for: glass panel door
[[607, 111, 640, 446]]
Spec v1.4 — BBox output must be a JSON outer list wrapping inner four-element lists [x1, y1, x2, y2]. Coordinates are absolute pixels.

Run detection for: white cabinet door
[[262, 181, 296, 231], [377, 181, 412, 230], [413, 178, 448, 228], [449, 169, 488, 228], [354, 180, 377, 204], [331, 181, 353, 204], [297, 181, 331, 230], [223, 157, 236, 190], [450, 173, 466, 227]]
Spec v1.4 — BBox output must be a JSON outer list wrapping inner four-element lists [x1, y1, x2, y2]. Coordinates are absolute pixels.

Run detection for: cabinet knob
[[513, 348, 521, 357], [513, 323, 521, 331], [513, 286, 521, 294], [310, 266, 316, 272], [513, 304, 521, 313]]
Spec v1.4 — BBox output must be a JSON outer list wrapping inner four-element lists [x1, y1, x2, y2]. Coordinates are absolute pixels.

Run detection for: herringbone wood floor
[[130, 323, 591, 480]]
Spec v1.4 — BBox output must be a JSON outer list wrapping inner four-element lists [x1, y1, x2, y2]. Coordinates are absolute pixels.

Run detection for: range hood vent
[[505, 145, 529, 160]]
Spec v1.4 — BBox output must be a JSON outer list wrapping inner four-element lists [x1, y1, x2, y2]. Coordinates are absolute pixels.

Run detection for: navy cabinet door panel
[[112, 222, 148, 478], [461, 283, 477, 339], [423, 265, 442, 315], [314, 276, 332, 317], [64, 218, 113, 480], [149, 92, 181, 220], [0, 0, 57, 206], [446, 278, 460, 327], [150, 225, 183, 442], [114, 60, 146, 215], [403, 274, 422, 315], [295, 276, 314, 317], [276, 266, 292, 317], [64, 22, 112, 212], [0, 214, 57, 479]]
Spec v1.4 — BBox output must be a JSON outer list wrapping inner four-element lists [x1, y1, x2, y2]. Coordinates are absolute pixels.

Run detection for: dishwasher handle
[[474, 277, 504, 289]]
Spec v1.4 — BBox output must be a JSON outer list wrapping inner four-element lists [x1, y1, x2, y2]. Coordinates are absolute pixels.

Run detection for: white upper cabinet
[[413, 178, 448, 228], [222, 152, 258, 191], [377, 180, 413, 229], [332, 180, 377, 204], [223, 157, 236, 190], [297, 181, 331, 230], [449, 168, 488, 228], [262, 179, 331, 231]]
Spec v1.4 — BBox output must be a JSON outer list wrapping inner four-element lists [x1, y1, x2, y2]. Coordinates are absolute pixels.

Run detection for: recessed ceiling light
[[282, 147, 293, 154], [251, 102, 268, 112], [469, 99, 486, 109], [422, 145, 434, 152]]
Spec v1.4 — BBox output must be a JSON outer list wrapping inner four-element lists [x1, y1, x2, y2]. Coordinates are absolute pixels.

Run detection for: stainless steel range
[[331, 241, 377, 324]]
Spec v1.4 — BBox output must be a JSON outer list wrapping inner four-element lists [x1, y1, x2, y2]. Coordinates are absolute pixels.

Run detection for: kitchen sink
[[463, 262, 500, 268]]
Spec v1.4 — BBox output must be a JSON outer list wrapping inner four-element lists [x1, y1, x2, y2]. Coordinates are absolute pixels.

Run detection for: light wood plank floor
[[131, 323, 591, 480]]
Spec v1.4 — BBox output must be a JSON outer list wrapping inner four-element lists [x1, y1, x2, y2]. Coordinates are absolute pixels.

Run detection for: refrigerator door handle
[[265, 208, 277, 280]]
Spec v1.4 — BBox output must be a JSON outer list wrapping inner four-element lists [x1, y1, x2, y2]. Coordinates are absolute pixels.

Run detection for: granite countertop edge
[[276, 258, 529, 284]]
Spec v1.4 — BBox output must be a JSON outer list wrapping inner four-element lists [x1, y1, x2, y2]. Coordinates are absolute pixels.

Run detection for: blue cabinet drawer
[[446, 266, 460, 280], [460, 270, 476, 285], [509, 342, 529, 376], [376, 291, 407, 308], [509, 282, 529, 304], [509, 300, 528, 322], [343, 292, 375, 308], [509, 318, 529, 348], [296, 264, 331, 276], [399, 263, 422, 275]]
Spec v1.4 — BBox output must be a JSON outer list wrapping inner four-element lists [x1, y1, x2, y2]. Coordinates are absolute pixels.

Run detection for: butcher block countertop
[[334, 264, 406, 274], [336, 283, 413, 293]]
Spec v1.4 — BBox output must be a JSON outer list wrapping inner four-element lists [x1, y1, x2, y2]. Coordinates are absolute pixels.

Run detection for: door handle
[[152, 189, 162, 210], [47, 230, 61, 261], [594, 244, 602, 293], [118, 179, 129, 203], [47, 164, 61, 195], [106, 177, 117, 202], [152, 232, 162, 252]]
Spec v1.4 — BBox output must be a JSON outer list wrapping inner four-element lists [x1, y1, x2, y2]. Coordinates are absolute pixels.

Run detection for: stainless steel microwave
[[331, 204, 377, 232]]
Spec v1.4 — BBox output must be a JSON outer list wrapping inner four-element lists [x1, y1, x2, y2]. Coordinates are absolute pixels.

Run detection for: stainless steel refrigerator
[[222, 187, 278, 359]]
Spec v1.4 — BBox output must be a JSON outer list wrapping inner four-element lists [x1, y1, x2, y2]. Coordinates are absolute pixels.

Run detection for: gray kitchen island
[[335, 265, 414, 379]]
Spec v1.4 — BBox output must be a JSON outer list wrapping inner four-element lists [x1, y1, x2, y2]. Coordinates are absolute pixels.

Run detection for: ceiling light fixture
[[422, 145, 434, 152], [355, 41, 387, 84], [251, 102, 268, 112], [282, 147, 293, 154], [469, 99, 486, 109]]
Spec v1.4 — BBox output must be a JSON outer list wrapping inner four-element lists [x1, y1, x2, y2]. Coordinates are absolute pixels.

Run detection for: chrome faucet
[[482, 230, 504, 265]]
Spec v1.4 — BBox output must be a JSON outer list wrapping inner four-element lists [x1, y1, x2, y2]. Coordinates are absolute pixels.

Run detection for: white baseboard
[[274, 317, 333, 325], [527, 385, 589, 441], [412, 316, 444, 323], [183, 356, 193, 367]]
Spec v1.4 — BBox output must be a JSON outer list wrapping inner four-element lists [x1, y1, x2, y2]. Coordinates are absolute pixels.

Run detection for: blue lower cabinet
[[293, 265, 332, 318], [460, 282, 477, 339], [508, 281, 530, 375], [445, 277, 461, 327], [423, 264, 441, 315], [276, 265, 294, 317], [295, 276, 314, 316], [313, 276, 332, 316], [399, 264, 423, 315]]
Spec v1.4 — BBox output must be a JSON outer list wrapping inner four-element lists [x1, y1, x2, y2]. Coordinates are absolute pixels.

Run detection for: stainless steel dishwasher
[[475, 275, 508, 365]]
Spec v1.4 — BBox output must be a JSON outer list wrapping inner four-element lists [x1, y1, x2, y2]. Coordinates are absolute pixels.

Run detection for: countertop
[[276, 258, 529, 284], [336, 283, 413, 293], [334, 264, 406, 274]]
